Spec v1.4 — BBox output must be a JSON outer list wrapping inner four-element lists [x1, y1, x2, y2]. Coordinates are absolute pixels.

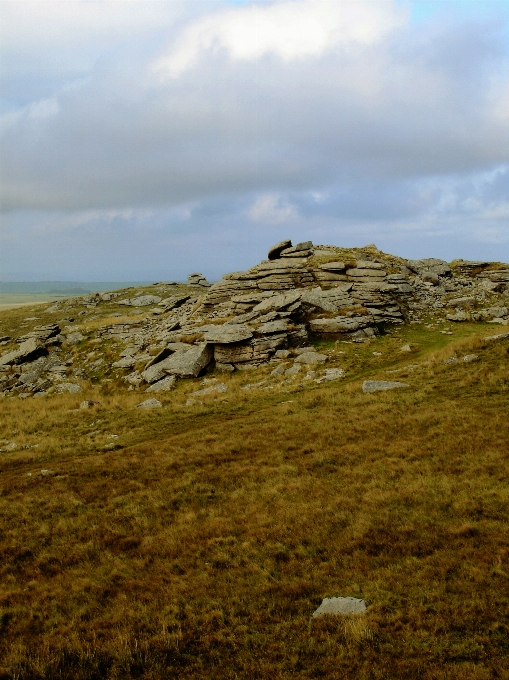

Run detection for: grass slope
[[0, 310, 508, 679]]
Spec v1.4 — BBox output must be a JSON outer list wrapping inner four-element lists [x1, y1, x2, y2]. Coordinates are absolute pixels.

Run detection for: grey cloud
[[0, 1, 508, 280]]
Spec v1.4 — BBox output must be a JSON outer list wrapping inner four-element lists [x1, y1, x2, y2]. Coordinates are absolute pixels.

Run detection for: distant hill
[[0, 281, 156, 294]]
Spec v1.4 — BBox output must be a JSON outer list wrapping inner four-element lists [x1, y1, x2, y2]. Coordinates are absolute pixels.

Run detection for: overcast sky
[[1, 0, 508, 281]]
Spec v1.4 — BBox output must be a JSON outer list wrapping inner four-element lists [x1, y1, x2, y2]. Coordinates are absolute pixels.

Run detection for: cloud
[[152, 0, 406, 77], [0, 0, 508, 278], [248, 193, 298, 224]]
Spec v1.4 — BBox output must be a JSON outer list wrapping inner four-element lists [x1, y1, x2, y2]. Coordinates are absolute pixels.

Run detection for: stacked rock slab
[[187, 273, 212, 288]]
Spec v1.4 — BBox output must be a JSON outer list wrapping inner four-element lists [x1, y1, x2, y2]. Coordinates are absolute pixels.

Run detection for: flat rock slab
[[145, 375, 176, 392], [363, 380, 409, 393], [255, 320, 288, 335], [268, 239, 292, 260], [309, 316, 371, 334], [136, 398, 162, 408], [312, 597, 367, 617], [203, 325, 253, 344], [485, 331, 509, 342], [252, 291, 301, 314]]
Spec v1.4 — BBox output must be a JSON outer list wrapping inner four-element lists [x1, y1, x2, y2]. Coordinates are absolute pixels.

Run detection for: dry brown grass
[[0, 326, 508, 679]]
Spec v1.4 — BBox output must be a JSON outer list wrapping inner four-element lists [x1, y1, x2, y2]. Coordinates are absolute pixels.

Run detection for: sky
[[1, 0, 508, 282]]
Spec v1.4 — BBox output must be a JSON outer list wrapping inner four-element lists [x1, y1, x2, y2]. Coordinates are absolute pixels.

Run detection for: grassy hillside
[[0, 300, 508, 679]]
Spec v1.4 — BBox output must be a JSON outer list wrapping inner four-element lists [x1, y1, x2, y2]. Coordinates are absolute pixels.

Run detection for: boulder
[[446, 311, 470, 322], [0, 337, 47, 366], [216, 362, 235, 372], [64, 332, 85, 345], [268, 239, 292, 260], [162, 343, 213, 377], [447, 297, 475, 308]]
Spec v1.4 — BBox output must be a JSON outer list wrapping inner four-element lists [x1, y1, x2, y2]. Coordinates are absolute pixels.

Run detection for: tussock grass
[[0, 325, 508, 679]]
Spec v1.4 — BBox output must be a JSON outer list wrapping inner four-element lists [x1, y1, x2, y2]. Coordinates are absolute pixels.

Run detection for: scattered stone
[[362, 380, 409, 393], [312, 597, 368, 617], [294, 346, 316, 355], [216, 362, 235, 372], [80, 400, 100, 409], [285, 364, 301, 376], [274, 349, 290, 359], [446, 311, 470, 322], [484, 331, 509, 342], [241, 381, 266, 390], [462, 354, 478, 362], [191, 383, 228, 397], [136, 398, 162, 409], [271, 364, 286, 376], [145, 375, 177, 392], [315, 368, 345, 383], [294, 352, 328, 365], [444, 357, 458, 365], [447, 297, 475, 308], [119, 295, 161, 307], [112, 356, 137, 369], [54, 383, 82, 394], [400, 344, 413, 352], [0, 442, 17, 452], [65, 332, 85, 344], [40, 469, 56, 477]]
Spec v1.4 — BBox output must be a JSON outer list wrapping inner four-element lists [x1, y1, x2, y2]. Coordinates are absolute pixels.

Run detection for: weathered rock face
[[0, 338, 47, 366]]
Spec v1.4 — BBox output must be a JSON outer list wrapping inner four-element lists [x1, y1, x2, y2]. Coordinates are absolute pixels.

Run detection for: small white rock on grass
[[312, 597, 367, 617]]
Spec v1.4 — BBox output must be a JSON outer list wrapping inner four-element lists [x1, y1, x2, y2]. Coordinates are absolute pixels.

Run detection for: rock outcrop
[[1, 238, 507, 398]]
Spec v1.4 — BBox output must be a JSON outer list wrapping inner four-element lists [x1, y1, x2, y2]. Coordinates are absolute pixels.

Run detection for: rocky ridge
[[0, 240, 507, 398]]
